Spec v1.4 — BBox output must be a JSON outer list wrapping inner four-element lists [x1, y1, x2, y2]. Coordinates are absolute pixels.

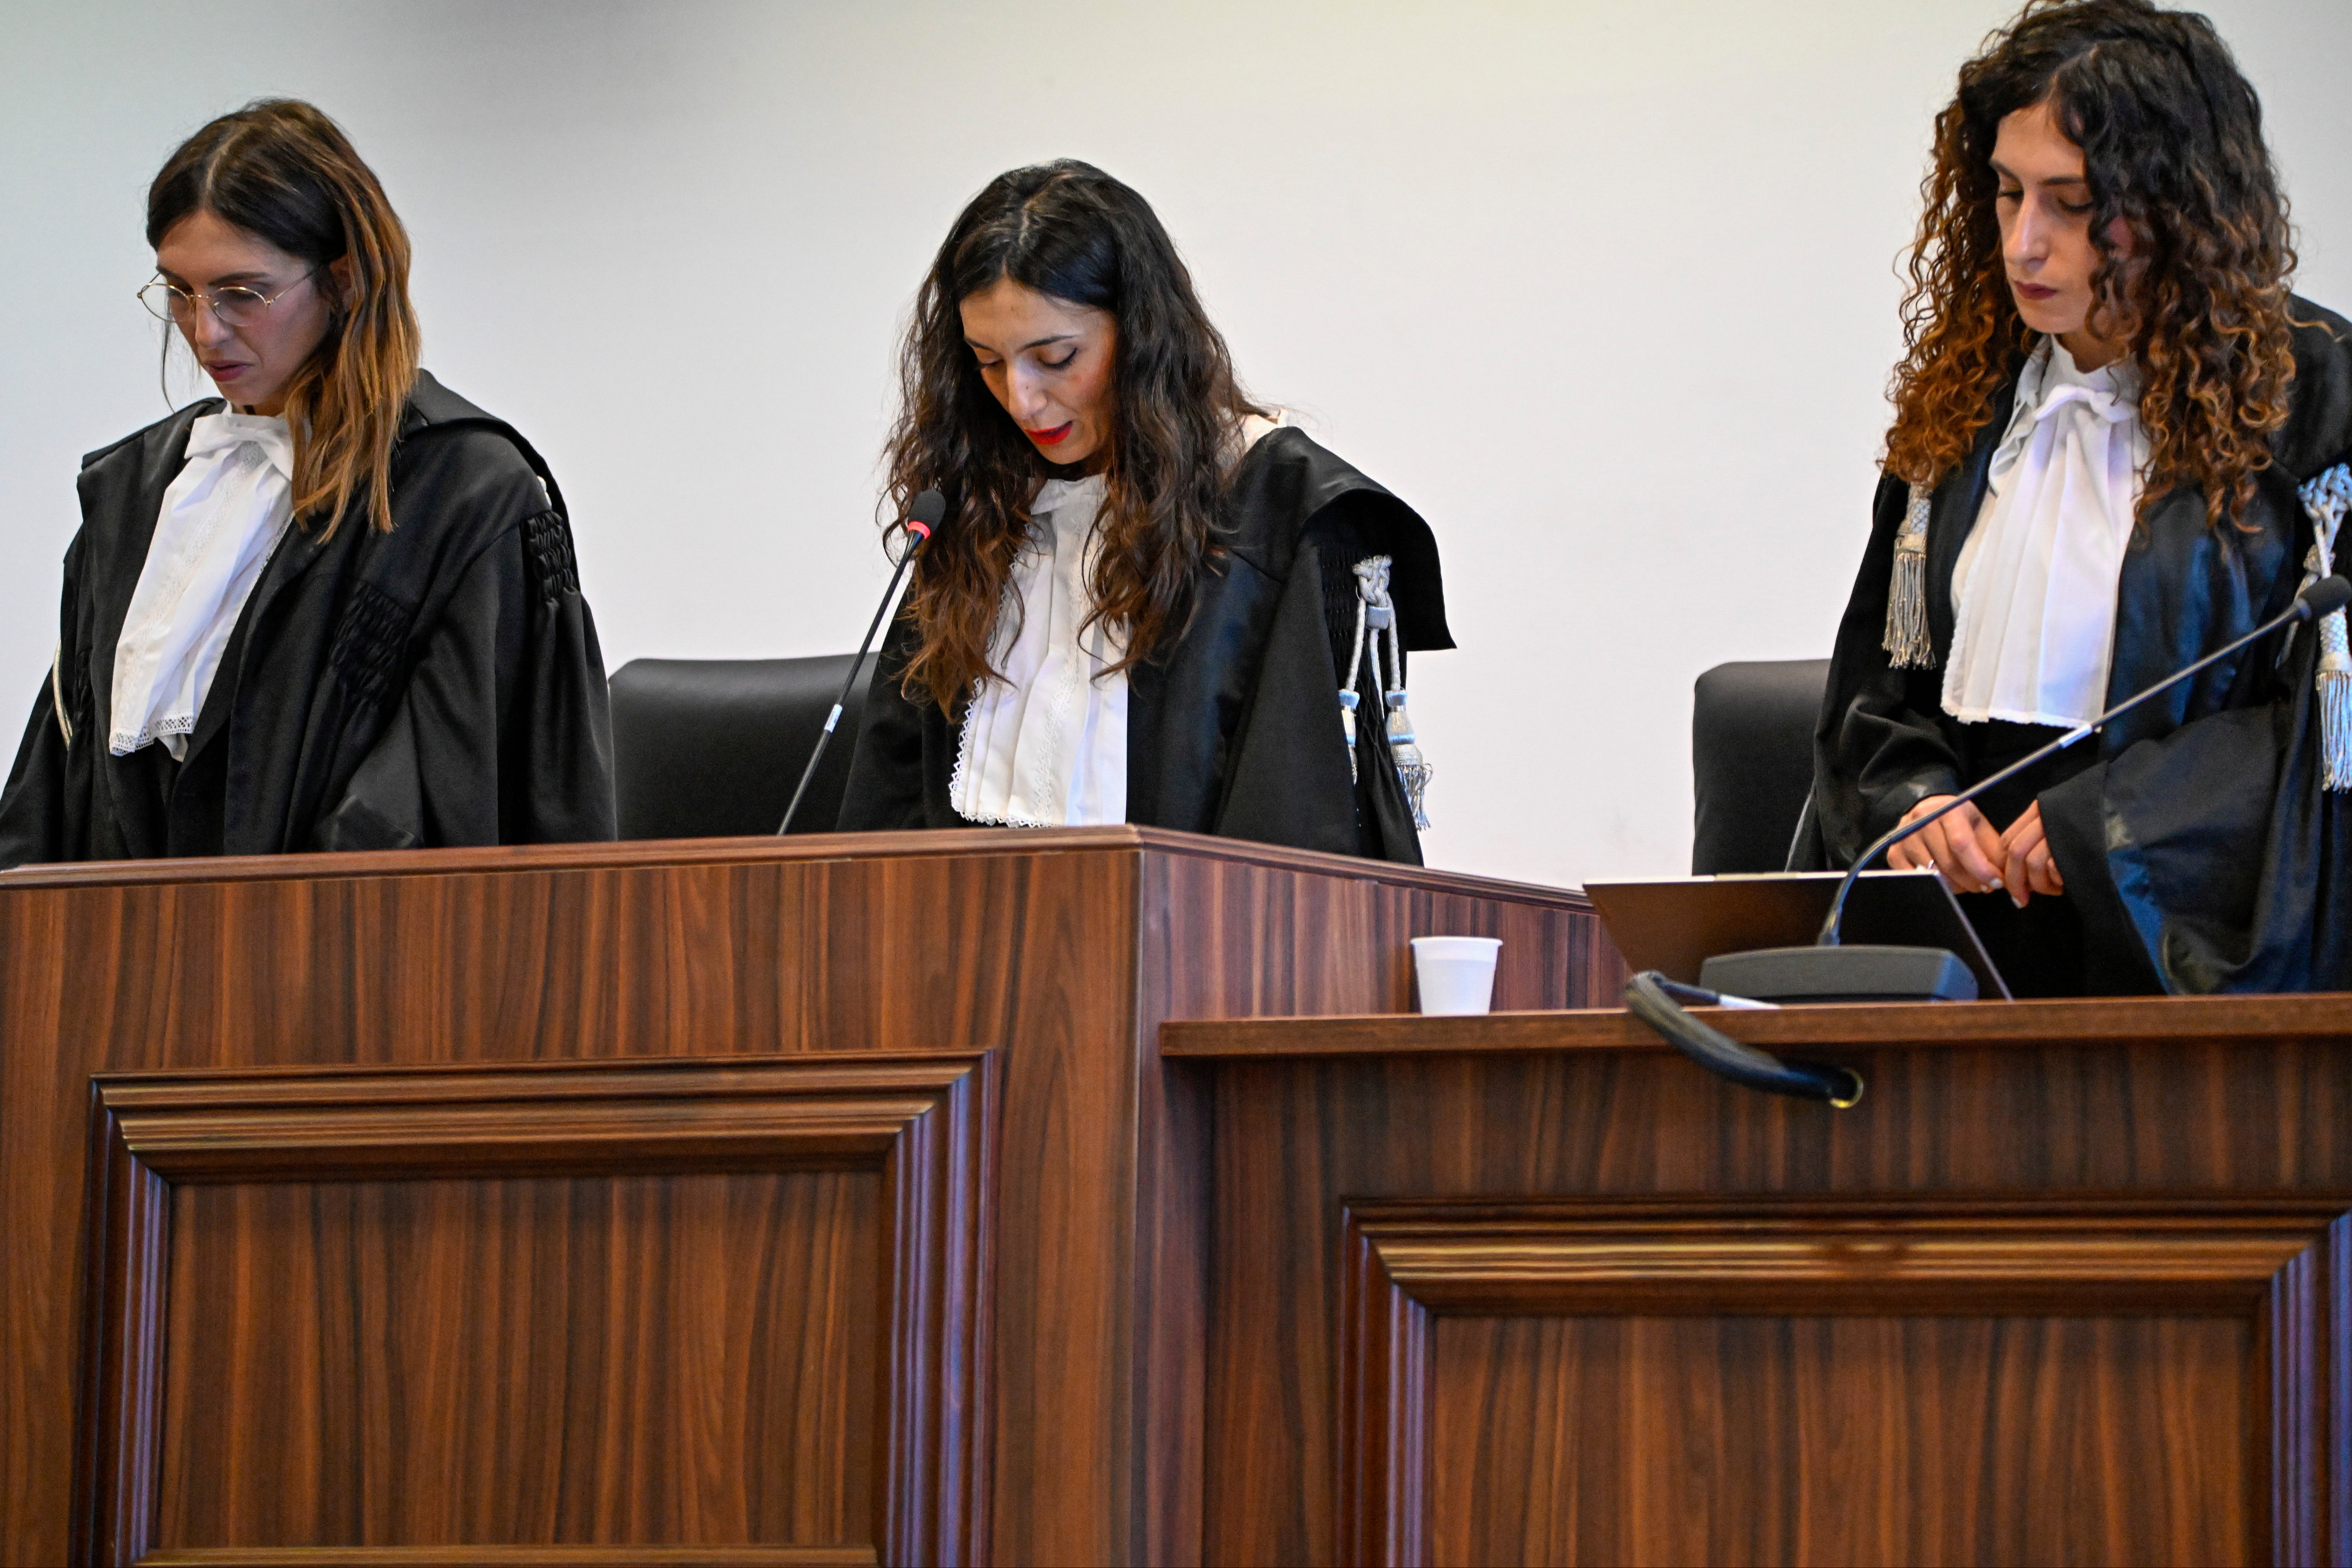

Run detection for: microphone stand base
[[1699, 944, 1978, 1004]]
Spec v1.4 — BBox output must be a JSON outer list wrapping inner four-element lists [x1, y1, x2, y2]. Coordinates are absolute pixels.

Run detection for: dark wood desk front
[[0, 827, 1614, 1568], [1163, 998, 2352, 1568]]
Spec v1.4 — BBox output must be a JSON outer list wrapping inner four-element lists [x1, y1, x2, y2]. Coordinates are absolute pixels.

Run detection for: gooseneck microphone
[[1627, 572, 2352, 1105], [1813, 571, 2352, 947], [776, 489, 948, 835]]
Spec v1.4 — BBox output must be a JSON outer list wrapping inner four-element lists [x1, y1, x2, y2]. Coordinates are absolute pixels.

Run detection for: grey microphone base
[[1698, 944, 1979, 1004]]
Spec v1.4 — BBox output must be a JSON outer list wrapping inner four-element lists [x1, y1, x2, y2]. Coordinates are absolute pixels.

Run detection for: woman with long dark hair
[[0, 99, 613, 865], [839, 161, 1450, 861], [1808, 0, 2352, 992]]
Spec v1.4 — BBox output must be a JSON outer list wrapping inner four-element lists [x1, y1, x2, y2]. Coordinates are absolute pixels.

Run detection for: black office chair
[[608, 654, 870, 839], [1691, 658, 1831, 874]]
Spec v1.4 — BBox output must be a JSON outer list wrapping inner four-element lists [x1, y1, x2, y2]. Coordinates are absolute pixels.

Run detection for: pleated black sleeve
[[0, 371, 615, 869], [309, 499, 616, 851]]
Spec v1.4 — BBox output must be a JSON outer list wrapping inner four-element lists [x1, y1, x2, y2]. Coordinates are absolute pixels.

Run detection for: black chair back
[[1691, 658, 1831, 874], [609, 655, 869, 839]]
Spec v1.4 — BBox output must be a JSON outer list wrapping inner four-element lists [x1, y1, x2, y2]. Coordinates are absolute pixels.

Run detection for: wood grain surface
[[1191, 1019, 2352, 1568], [0, 827, 1609, 1567], [1426, 1314, 2250, 1568], [158, 1173, 880, 1549], [1161, 991, 2352, 1056], [1339, 1200, 2343, 1567], [75, 1054, 992, 1567], [0, 824, 1598, 900]]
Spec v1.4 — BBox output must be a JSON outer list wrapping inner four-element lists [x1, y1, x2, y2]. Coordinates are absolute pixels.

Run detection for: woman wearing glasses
[[1807, 0, 2352, 993], [838, 161, 1449, 861], [0, 99, 613, 867]]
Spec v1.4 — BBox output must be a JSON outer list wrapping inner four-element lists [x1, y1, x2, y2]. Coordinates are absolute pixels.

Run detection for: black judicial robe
[[837, 426, 1452, 863], [0, 372, 615, 868], [1806, 298, 2352, 993]]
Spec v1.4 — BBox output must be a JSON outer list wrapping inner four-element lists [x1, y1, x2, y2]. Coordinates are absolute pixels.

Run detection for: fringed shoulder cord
[[1340, 555, 1432, 829], [1883, 482, 1935, 669], [2296, 464, 2352, 790]]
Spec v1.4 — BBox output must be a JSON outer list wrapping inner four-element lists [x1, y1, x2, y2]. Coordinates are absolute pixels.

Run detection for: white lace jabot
[[949, 413, 1288, 828], [1942, 337, 2149, 728], [110, 408, 296, 760], [949, 472, 1127, 826]]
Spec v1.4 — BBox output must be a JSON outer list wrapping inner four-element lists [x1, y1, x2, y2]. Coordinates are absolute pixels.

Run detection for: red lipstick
[[1026, 422, 1074, 446], [2013, 280, 2058, 301]]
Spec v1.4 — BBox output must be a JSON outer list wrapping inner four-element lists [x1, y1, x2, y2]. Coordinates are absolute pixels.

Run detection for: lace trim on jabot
[[947, 679, 1070, 829], [950, 476, 1120, 828]]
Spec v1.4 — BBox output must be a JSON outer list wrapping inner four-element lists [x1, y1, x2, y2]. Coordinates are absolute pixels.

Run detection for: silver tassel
[[1345, 555, 1431, 823], [2319, 628, 2352, 792], [2299, 465, 2352, 791], [1385, 690, 1432, 830], [1883, 482, 1935, 670]]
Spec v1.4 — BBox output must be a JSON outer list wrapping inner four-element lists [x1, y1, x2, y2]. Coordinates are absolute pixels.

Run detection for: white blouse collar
[[108, 409, 297, 758], [1990, 338, 2141, 480], [1031, 471, 1107, 519], [1942, 334, 2149, 729]]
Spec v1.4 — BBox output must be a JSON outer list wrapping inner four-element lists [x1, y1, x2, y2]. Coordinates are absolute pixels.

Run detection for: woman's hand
[[1998, 800, 2066, 903], [1885, 794, 2008, 894]]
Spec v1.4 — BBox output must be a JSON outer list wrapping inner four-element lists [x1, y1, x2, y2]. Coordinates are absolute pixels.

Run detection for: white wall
[[6, 0, 2348, 886]]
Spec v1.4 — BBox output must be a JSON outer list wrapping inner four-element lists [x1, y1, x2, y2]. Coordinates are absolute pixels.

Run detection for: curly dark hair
[[1883, 0, 2298, 530], [882, 160, 1264, 713]]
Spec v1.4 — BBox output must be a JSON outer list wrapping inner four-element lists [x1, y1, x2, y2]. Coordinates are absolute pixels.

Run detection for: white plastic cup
[[1411, 935, 1502, 1016]]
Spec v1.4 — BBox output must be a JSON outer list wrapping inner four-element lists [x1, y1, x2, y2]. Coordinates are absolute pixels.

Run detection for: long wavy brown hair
[[1885, 0, 2298, 529], [148, 99, 421, 540], [883, 160, 1265, 713]]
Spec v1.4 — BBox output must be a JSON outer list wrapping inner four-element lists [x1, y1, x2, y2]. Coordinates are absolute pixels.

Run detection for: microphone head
[[2302, 575, 2352, 620], [904, 488, 947, 545]]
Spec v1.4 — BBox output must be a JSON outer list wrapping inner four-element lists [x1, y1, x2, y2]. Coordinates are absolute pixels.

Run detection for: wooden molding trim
[[73, 1053, 997, 1568], [1336, 1198, 2352, 1568], [0, 823, 1594, 911], [1162, 992, 2352, 1059], [135, 1549, 873, 1566]]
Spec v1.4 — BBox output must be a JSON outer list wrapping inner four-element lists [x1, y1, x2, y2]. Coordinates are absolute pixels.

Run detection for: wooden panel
[[1124, 848, 1613, 1564], [1338, 1201, 2345, 1567], [1196, 1034, 2352, 1568], [0, 840, 1101, 1568], [1139, 847, 1620, 1023], [0, 826, 1613, 1566], [1427, 1316, 2248, 1568], [75, 1054, 993, 1568], [158, 1172, 879, 1552]]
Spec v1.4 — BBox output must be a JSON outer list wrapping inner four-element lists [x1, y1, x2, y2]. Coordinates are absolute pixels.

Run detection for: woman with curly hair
[[0, 100, 613, 866], [837, 161, 1450, 861], [1807, 0, 2352, 993]]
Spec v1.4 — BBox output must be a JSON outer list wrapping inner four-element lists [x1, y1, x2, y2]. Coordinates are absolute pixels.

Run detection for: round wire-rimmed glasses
[[138, 273, 315, 330]]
